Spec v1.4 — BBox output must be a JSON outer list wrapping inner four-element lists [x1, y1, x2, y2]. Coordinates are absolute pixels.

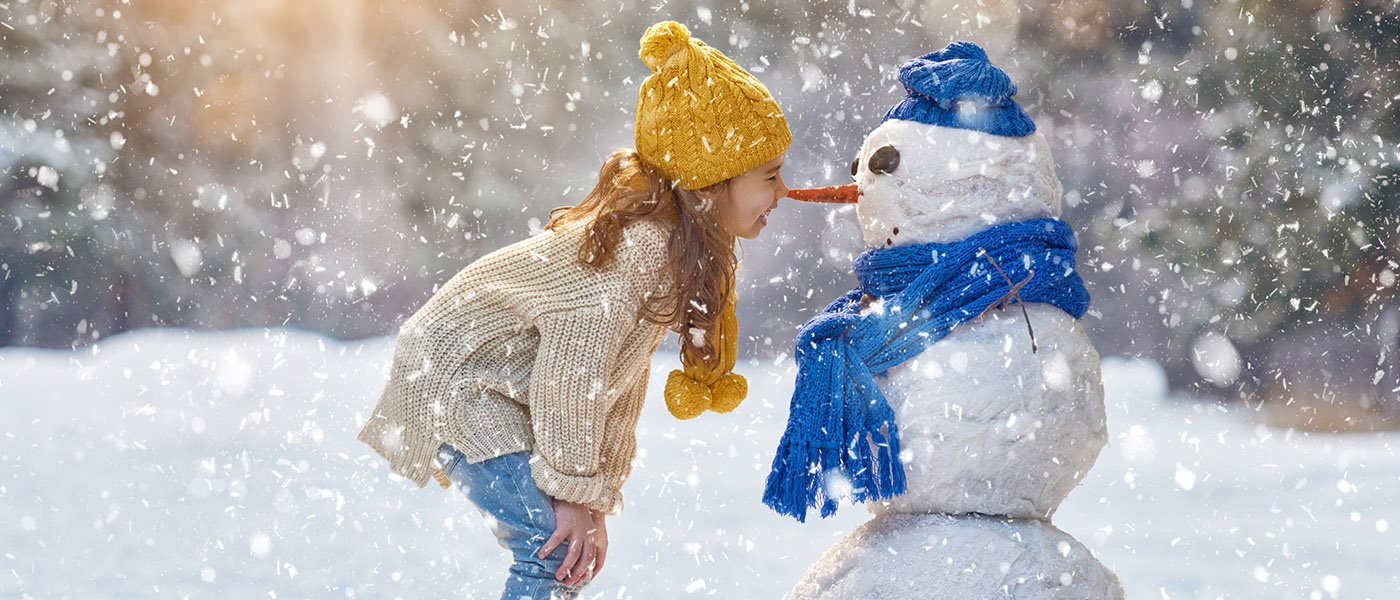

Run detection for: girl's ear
[[691, 186, 721, 202], [690, 179, 731, 205]]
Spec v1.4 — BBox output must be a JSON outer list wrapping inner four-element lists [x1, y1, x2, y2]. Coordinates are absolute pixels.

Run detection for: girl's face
[[705, 154, 788, 240]]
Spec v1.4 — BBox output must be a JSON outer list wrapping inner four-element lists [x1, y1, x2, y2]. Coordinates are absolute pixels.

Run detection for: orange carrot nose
[[787, 184, 860, 204]]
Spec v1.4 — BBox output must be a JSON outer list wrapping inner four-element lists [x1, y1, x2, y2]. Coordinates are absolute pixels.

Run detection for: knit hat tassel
[[663, 293, 747, 419]]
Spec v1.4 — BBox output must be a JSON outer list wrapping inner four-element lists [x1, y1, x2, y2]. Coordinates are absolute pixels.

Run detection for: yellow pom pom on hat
[[664, 290, 747, 420], [635, 20, 792, 190]]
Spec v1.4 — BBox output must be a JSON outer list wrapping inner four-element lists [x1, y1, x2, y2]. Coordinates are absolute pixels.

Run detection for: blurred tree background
[[2, 0, 1396, 426]]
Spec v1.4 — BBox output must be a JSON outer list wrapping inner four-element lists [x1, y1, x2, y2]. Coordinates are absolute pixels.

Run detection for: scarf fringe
[[762, 421, 909, 522], [762, 437, 835, 522]]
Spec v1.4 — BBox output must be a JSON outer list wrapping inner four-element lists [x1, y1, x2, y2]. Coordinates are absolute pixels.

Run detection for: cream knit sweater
[[357, 218, 674, 514]]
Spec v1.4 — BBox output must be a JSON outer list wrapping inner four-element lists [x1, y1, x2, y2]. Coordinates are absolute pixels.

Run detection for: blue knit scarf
[[761, 218, 1091, 522]]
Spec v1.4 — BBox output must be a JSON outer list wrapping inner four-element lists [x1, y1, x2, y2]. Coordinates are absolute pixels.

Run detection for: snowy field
[[2, 327, 1397, 599]]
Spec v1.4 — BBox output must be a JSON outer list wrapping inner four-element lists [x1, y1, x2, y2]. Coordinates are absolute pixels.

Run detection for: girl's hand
[[590, 509, 609, 579], [539, 499, 598, 585]]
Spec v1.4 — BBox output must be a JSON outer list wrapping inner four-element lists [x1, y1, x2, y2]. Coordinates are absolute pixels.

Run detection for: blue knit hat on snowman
[[882, 41, 1035, 137]]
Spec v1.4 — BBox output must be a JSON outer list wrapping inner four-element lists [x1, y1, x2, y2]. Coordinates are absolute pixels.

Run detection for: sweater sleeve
[[525, 220, 672, 512], [592, 368, 651, 514], [526, 298, 638, 512]]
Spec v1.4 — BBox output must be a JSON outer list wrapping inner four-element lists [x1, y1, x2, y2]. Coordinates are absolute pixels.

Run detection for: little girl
[[357, 21, 790, 599]]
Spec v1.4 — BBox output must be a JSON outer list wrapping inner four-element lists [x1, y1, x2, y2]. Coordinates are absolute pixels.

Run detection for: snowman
[[764, 42, 1122, 599]]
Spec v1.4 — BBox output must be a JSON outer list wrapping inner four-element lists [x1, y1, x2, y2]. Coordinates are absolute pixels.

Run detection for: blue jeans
[[436, 443, 584, 600]]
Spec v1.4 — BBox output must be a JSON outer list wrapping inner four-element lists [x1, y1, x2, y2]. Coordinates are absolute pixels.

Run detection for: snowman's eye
[[868, 145, 900, 175], [850, 157, 860, 178]]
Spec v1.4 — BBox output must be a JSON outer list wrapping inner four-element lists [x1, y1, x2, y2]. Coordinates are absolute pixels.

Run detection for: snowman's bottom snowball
[[790, 513, 1123, 600]]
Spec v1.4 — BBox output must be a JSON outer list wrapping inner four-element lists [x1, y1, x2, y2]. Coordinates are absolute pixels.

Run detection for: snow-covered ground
[[1, 327, 1397, 599]]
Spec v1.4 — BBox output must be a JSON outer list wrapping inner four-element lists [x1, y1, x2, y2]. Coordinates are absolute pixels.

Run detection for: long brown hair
[[546, 148, 736, 370]]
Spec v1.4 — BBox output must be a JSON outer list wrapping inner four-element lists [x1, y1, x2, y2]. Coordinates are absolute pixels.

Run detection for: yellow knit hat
[[664, 290, 747, 420], [634, 21, 792, 190]]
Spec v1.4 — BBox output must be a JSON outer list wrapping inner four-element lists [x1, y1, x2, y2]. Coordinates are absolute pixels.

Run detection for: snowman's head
[[789, 41, 1062, 248], [852, 119, 1062, 248]]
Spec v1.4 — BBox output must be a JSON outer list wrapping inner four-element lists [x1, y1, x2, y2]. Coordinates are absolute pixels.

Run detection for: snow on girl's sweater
[[357, 219, 674, 514]]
